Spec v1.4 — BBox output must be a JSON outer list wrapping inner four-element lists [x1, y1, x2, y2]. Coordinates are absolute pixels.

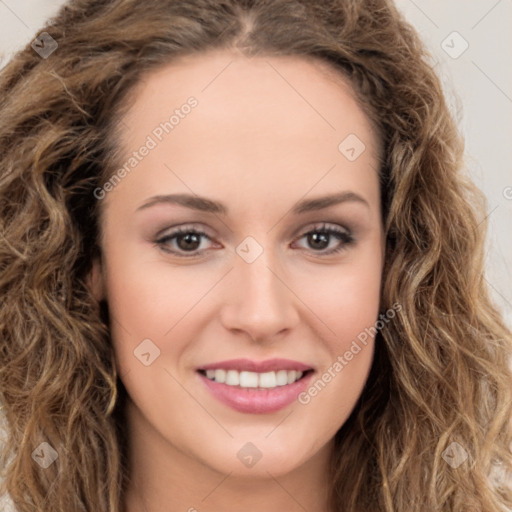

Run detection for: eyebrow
[[135, 191, 370, 215]]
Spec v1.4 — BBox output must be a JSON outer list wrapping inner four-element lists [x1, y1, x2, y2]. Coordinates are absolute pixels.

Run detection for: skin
[[89, 49, 385, 512]]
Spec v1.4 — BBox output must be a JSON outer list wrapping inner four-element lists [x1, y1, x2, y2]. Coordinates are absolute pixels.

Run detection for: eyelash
[[154, 223, 355, 258]]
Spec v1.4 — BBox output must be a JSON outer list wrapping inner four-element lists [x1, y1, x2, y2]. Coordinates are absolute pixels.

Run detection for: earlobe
[[87, 258, 105, 302]]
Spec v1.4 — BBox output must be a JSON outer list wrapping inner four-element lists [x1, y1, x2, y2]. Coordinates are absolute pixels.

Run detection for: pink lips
[[197, 358, 314, 414], [197, 358, 313, 373]]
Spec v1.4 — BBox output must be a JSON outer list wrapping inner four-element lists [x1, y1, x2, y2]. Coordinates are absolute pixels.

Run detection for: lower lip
[[197, 371, 314, 414]]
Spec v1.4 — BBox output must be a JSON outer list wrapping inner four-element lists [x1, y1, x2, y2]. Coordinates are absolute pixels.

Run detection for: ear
[[87, 257, 105, 302]]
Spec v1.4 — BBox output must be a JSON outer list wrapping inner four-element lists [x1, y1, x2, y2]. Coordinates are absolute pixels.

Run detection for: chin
[[199, 438, 314, 478]]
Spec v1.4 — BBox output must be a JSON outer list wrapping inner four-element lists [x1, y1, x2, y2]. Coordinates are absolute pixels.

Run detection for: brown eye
[[293, 223, 354, 255], [175, 232, 202, 251], [155, 227, 213, 257]]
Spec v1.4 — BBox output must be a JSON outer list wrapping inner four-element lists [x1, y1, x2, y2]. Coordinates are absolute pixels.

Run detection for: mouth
[[196, 358, 315, 414]]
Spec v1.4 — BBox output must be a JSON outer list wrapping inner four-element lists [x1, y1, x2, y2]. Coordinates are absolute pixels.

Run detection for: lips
[[196, 358, 315, 414], [197, 358, 313, 373]]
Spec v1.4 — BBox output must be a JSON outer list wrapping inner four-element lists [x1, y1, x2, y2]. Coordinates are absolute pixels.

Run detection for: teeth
[[239, 371, 259, 388], [202, 369, 306, 388], [225, 370, 240, 386], [276, 370, 288, 386], [259, 371, 276, 388], [214, 369, 226, 383]]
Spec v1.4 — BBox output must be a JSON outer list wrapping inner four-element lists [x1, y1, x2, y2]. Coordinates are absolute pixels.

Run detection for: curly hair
[[1, 0, 511, 510]]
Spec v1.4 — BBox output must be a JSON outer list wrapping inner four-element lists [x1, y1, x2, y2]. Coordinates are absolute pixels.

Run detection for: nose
[[219, 247, 300, 344]]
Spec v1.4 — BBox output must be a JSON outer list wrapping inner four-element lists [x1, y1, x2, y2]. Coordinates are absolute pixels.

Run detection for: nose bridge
[[241, 249, 282, 305], [220, 237, 299, 341]]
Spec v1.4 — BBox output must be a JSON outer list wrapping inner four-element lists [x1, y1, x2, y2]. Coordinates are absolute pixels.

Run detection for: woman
[[1, 0, 511, 511]]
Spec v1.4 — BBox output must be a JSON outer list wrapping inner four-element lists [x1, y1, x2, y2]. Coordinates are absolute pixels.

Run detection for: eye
[[292, 223, 354, 256], [155, 226, 215, 257]]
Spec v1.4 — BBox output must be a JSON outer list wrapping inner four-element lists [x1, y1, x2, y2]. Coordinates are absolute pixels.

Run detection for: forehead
[[120, 49, 378, 145], [106, 50, 381, 216]]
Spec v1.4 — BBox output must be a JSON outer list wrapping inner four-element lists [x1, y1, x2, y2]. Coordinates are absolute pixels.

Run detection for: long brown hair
[[1, 0, 511, 510]]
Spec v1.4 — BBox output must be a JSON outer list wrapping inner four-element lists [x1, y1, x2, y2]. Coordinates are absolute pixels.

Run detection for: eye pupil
[[308, 232, 329, 250], [177, 233, 201, 251]]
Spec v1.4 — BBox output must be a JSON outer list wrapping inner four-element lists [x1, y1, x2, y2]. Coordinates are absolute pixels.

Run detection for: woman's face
[[91, 49, 385, 479]]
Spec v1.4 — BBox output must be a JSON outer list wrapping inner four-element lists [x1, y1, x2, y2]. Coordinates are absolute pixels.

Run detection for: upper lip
[[197, 358, 314, 373]]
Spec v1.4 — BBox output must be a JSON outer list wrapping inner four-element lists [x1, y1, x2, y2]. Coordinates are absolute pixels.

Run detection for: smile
[[196, 358, 315, 414]]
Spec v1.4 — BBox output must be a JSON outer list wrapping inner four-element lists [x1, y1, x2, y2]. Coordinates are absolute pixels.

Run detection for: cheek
[[101, 248, 204, 418], [102, 239, 214, 337], [298, 245, 382, 405], [296, 346, 374, 452], [307, 248, 382, 342], [296, 261, 381, 438]]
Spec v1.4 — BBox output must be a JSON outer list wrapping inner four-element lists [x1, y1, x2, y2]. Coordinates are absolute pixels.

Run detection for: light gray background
[[1, 0, 511, 326]]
